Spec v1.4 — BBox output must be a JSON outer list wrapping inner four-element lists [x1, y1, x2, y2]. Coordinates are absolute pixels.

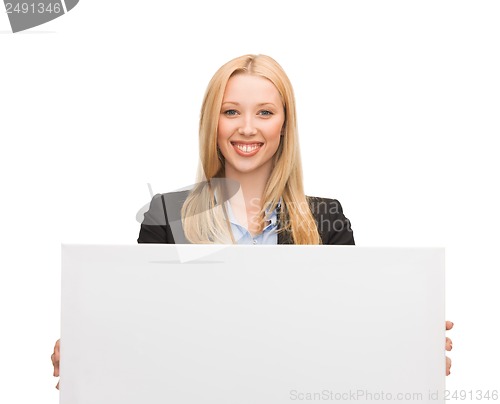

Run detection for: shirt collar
[[224, 197, 281, 229]]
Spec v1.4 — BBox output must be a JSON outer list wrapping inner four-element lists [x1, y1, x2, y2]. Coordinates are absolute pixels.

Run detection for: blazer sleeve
[[327, 199, 355, 245], [308, 197, 355, 245], [137, 194, 175, 244]]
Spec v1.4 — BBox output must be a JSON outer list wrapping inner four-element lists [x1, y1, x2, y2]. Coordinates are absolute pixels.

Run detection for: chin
[[227, 162, 262, 175]]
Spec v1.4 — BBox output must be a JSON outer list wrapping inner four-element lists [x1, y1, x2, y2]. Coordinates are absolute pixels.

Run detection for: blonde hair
[[181, 54, 321, 244]]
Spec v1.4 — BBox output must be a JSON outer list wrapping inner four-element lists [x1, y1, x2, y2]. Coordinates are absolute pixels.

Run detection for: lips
[[231, 142, 263, 157]]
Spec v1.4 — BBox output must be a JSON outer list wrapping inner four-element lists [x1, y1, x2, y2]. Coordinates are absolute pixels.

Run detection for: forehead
[[222, 74, 281, 103]]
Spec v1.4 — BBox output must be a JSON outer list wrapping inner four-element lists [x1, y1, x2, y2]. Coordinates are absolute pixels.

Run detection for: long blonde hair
[[181, 54, 321, 244]]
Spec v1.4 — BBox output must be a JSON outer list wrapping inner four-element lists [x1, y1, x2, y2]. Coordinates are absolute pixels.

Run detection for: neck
[[224, 164, 272, 212]]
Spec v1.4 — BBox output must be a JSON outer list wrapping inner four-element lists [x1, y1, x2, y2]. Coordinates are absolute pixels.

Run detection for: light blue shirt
[[224, 200, 280, 245]]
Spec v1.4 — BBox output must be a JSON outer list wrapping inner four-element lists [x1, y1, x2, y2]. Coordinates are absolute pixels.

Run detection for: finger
[[52, 344, 60, 377], [446, 356, 452, 376], [51, 352, 60, 377], [446, 321, 454, 330], [54, 339, 60, 362], [51, 353, 58, 376], [446, 337, 453, 351]]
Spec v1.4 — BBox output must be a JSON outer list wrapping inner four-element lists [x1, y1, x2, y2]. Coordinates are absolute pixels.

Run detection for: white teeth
[[235, 143, 260, 153]]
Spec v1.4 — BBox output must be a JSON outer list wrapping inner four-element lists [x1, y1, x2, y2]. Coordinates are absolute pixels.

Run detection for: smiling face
[[217, 73, 285, 181]]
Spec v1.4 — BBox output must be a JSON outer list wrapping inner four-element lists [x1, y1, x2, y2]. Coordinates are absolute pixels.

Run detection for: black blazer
[[137, 190, 355, 245]]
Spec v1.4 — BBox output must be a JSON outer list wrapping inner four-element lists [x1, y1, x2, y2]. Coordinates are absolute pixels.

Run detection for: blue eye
[[224, 109, 238, 116], [259, 110, 273, 116]]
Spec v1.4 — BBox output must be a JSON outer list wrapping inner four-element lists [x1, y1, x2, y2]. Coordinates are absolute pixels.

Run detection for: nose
[[238, 115, 257, 136]]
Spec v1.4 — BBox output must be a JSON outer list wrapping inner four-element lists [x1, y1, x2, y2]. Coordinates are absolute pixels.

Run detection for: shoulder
[[306, 195, 355, 245], [306, 196, 346, 216], [141, 189, 191, 225], [137, 189, 191, 244], [159, 189, 192, 221]]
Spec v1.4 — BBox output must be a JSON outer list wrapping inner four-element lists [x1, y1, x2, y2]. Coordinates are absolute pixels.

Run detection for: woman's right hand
[[51, 339, 60, 389]]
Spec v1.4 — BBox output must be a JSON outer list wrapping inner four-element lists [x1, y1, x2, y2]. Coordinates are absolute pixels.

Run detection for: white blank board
[[60, 244, 445, 404]]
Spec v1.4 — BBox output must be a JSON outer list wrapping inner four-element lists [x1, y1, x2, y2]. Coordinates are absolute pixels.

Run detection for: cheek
[[267, 119, 284, 141], [217, 118, 231, 142]]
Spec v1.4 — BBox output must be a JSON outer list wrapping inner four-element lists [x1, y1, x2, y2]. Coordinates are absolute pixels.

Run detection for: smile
[[231, 142, 263, 156]]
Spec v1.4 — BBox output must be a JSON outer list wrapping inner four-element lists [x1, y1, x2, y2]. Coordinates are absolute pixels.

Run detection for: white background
[[1, 1, 499, 402]]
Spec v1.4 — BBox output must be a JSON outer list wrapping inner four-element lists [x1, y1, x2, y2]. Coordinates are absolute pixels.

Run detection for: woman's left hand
[[445, 321, 453, 376]]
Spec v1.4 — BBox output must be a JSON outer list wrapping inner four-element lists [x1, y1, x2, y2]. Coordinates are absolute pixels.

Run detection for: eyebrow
[[221, 102, 278, 107]]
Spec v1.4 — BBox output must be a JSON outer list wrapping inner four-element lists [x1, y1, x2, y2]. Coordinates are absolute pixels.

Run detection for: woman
[[138, 54, 354, 246], [51, 54, 452, 387]]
